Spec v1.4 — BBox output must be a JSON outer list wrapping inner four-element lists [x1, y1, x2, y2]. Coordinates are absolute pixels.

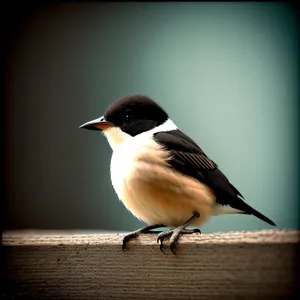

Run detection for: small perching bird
[[80, 94, 276, 254]]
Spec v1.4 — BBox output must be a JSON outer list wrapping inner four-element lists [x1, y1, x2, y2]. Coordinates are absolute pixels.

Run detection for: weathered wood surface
[[2, 230, 299, 299]]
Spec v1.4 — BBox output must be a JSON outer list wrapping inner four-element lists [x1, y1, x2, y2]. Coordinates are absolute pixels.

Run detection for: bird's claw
[[191, 228, 201, 234], [157, 231, 173, 254], [157, 231, 172, 251], [122, 232, 137, 251], [170, 241, 178, 255], [122, 224, 166, 251], [122, 215, 201, 254], [156, 228, 201, 255], [158, 240, 166, 254]]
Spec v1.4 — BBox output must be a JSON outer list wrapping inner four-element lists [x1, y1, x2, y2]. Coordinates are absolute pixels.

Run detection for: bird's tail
[[237, 195, 276, 226]]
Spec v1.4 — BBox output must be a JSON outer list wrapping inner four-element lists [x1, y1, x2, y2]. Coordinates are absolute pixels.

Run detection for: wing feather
[[153, 129, 276, 226]]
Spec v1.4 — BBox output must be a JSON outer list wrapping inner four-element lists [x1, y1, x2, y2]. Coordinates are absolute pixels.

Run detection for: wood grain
[[2, 230, 299, 299]]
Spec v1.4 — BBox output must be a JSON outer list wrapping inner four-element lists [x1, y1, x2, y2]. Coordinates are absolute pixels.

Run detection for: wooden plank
[[2, 230, 299, 299]]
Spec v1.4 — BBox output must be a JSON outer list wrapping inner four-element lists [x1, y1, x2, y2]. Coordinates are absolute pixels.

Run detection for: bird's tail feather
[[237, 195, 276, 226]]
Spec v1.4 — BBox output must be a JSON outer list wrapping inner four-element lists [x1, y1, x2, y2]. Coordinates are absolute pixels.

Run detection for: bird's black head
[[80, 94, 169, 137], [104, 94, 169, 136]]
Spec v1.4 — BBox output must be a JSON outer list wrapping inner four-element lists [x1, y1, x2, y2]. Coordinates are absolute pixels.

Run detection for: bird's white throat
[[103, 118, 178, 151]]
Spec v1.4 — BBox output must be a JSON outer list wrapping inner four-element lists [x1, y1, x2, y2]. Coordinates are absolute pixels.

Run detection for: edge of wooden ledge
[[2, 229, 299, 246]]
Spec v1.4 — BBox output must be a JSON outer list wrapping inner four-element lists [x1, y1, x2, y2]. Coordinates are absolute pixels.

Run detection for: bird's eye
[[124, 112, 134, 123]]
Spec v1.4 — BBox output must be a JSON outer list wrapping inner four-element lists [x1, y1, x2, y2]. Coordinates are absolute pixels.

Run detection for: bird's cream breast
[[110, 136, 216, 228]]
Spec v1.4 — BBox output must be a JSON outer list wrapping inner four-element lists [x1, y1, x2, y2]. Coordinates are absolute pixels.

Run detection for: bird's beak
[[79, 116, 114, 131]]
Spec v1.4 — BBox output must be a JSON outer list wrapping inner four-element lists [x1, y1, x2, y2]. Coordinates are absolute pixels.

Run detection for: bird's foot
[[122, 223, 165, 251], [156, 211, 201, 255], [157, 228, 201, 254]]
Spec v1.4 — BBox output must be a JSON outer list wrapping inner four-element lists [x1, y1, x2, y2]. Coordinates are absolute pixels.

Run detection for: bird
[[79, 94, 276, 254]]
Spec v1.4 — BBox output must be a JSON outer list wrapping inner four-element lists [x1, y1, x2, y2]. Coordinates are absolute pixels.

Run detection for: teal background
[[4, 3, 299, 232]]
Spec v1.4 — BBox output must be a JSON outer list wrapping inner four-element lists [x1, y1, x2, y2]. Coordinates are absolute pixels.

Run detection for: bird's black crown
[[104, 94, 169, 136]]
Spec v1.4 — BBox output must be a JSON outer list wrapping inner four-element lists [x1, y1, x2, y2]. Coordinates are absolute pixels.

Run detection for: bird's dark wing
[[153, 129, 276, 226]]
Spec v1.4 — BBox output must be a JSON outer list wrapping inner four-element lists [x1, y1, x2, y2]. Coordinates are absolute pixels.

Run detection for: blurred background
[[3, 2, 299, 233]]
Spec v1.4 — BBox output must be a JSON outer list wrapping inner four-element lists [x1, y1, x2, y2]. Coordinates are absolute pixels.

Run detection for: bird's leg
[[122, 223, 166, 251], [157, 211, 201, 254]]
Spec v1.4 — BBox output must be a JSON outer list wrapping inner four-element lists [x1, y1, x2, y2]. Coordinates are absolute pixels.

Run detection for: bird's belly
[[110, 148, 216, 227]]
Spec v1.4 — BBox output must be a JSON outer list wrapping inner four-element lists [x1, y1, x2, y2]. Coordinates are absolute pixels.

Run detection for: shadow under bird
[[79, 94, 276, 254]]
